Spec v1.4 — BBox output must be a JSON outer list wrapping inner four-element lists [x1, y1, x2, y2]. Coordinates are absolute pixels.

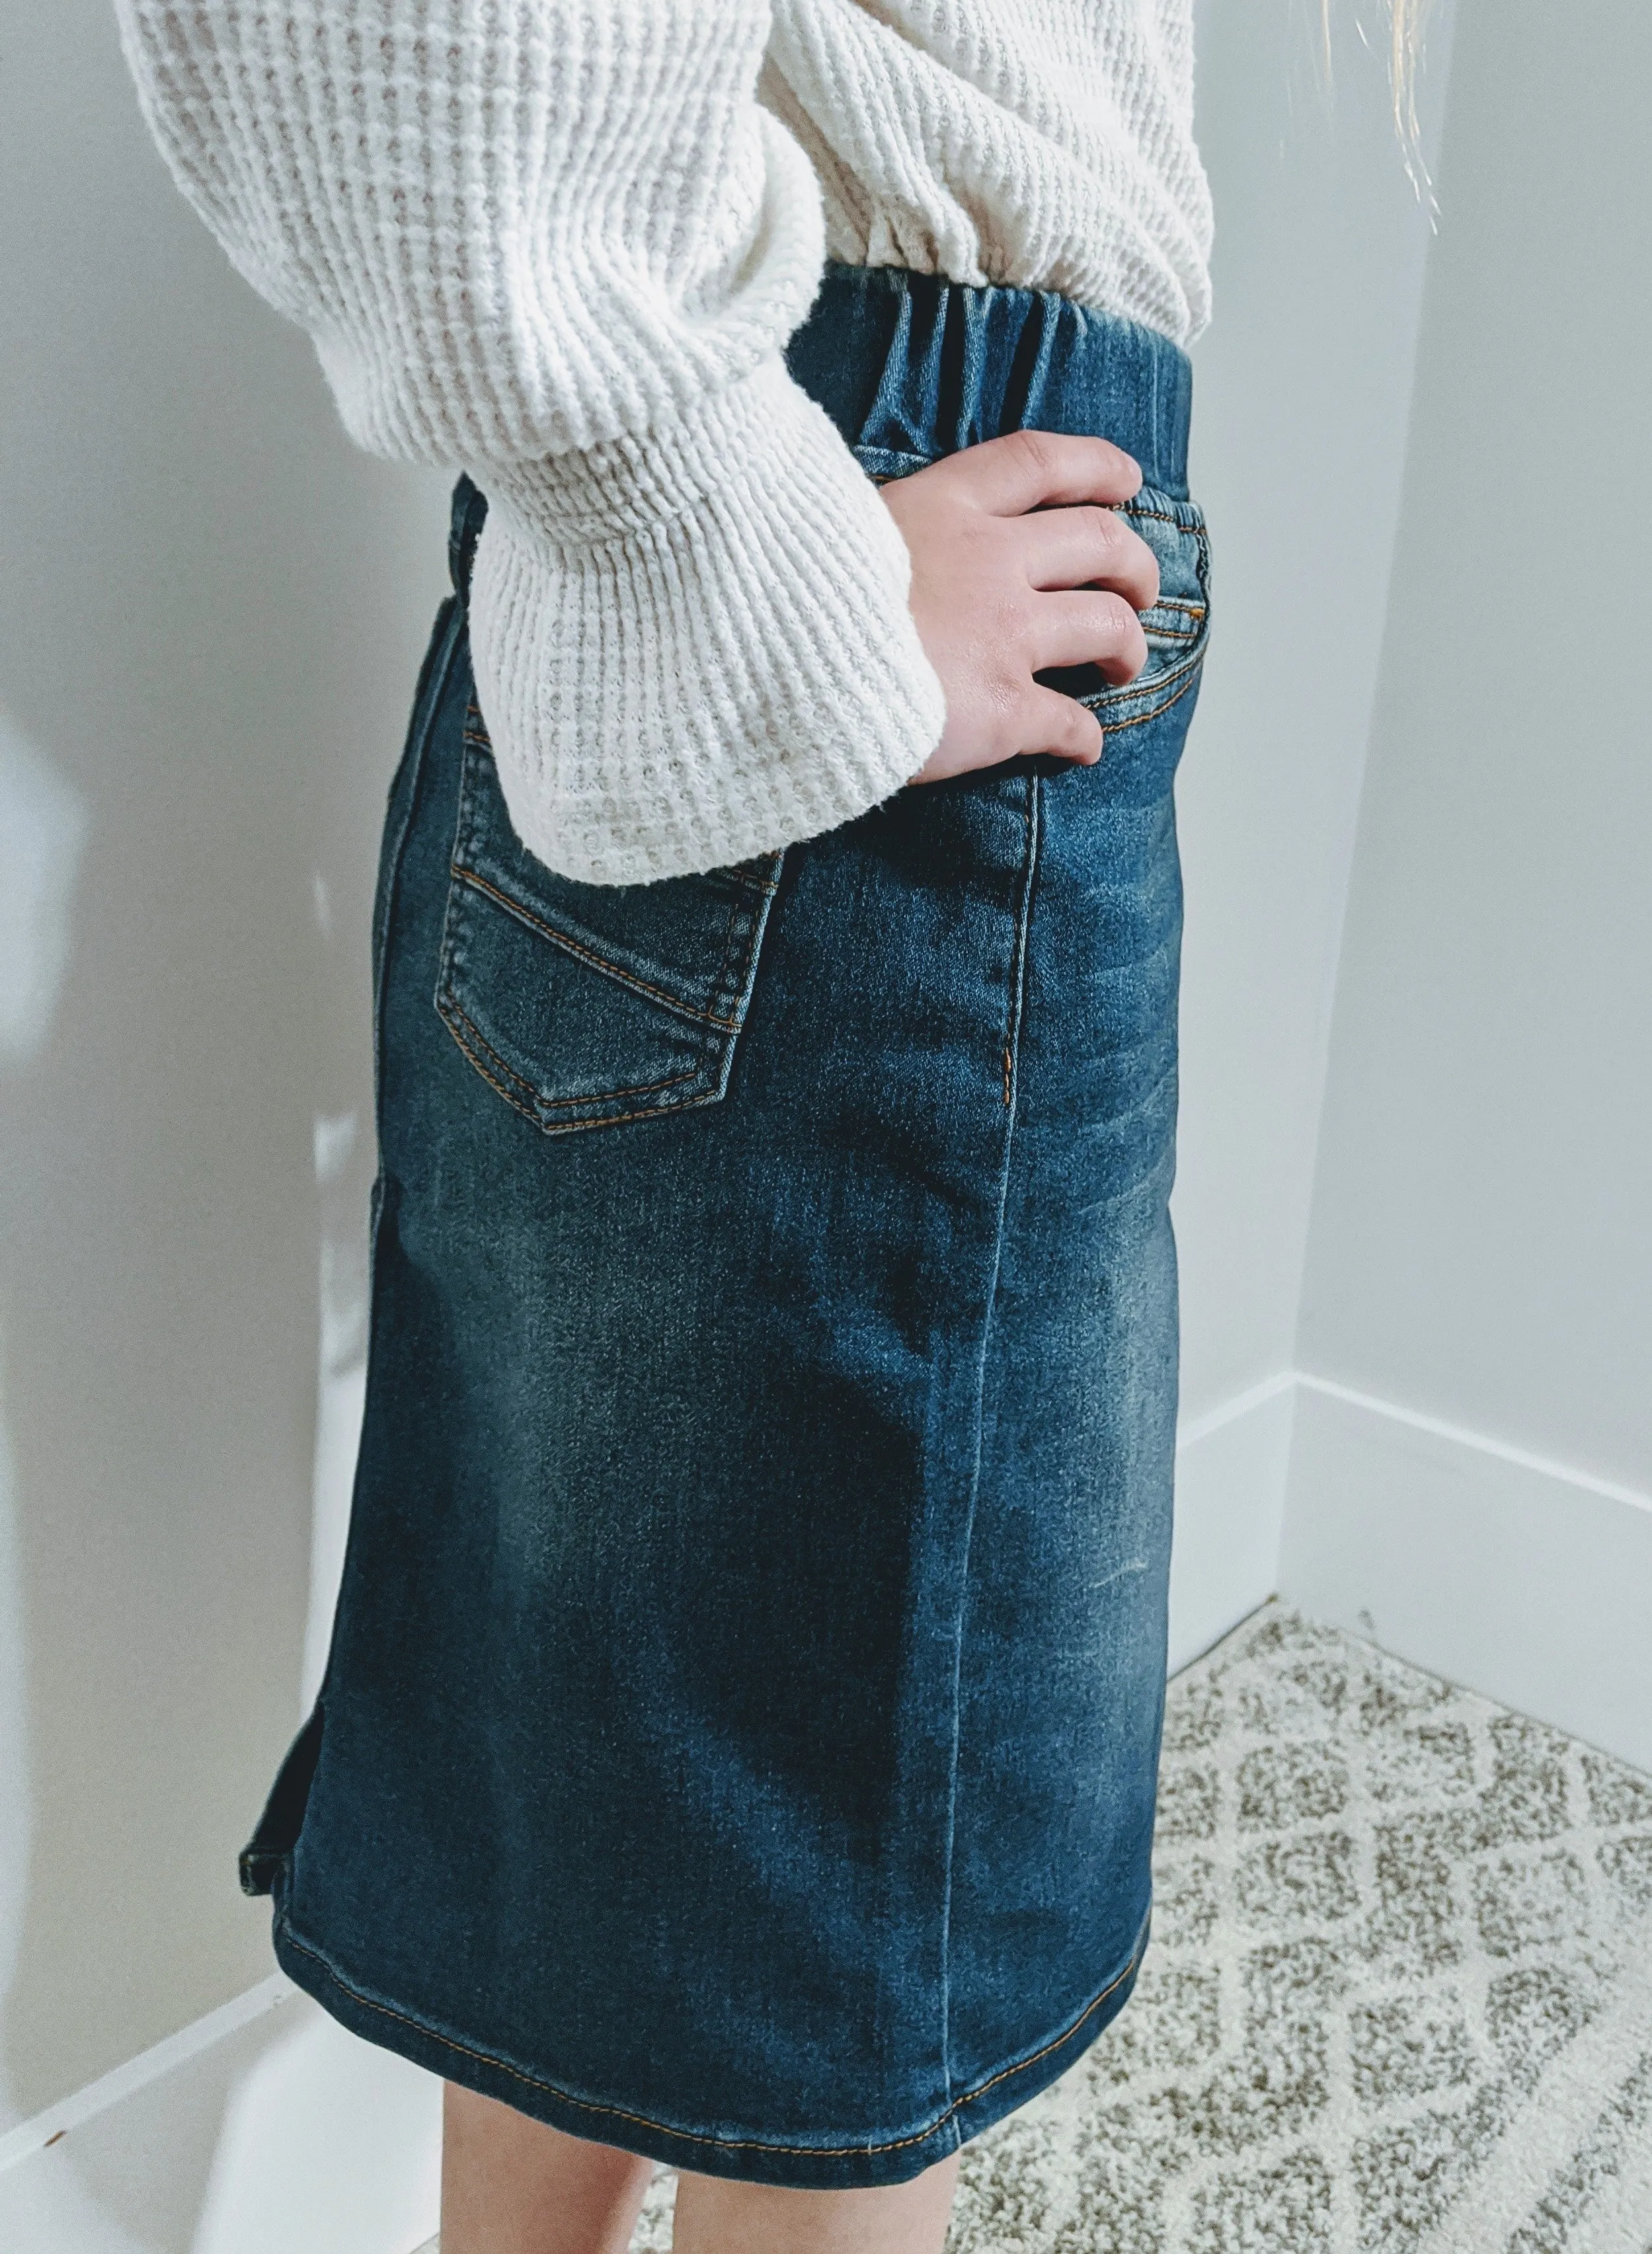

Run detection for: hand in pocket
[[879, 431, 1161, 783]]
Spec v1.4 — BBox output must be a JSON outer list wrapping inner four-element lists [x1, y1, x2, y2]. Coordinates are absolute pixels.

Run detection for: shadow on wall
[[0, 0, 450, 2241]]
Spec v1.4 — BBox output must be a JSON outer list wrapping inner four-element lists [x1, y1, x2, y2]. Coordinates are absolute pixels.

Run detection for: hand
[[879, 431, 1160, 783]]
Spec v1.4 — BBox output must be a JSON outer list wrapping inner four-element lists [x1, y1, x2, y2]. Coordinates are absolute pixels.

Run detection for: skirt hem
[[270, 1902, 1152, 2191]]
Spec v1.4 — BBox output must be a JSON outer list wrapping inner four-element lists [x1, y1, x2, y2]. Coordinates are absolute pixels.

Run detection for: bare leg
[[672, 2150, 961, 2254], [440, 2082, 655, 2254], [440, 2079, 961, 2254]]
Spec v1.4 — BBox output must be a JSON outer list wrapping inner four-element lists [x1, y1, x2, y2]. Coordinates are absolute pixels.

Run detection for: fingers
[[883, 428, 1159, 787], [1023, 687, 1105, 764], [1017, 504, 1160, 611], [942, 428, 1144, 516], [1029, 590, 1149, 683]]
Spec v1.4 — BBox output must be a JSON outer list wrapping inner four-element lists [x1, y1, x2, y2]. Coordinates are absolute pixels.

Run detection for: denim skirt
[[241, 265, 1210, 2190]]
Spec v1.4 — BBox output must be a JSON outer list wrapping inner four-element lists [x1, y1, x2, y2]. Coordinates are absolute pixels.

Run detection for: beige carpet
[[437, 1603, 1652, 2251]]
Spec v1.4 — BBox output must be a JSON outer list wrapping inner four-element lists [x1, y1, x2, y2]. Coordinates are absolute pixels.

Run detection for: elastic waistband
[[787, 264, 1191, 498], [451, 265, 1192, 598]]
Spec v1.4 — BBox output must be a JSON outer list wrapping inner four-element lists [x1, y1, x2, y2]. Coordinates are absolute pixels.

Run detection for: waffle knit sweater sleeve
[[115, 1, 947, 883]]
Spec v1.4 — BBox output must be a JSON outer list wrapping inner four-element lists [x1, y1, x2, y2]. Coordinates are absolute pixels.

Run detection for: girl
[[116, 5, 1415, 2248]]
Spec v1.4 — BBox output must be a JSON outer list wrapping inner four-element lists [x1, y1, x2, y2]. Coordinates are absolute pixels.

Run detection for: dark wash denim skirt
[[242, 265, 1210, 2191]]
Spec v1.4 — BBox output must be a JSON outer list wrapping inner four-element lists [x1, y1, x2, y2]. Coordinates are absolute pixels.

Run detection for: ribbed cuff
[[464, 356, 946, 884]]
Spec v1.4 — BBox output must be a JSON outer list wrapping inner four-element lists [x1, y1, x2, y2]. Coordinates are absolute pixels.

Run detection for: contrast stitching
[[447, 729, 754, 1032], [450, 865, 748, 1032], [704, 880, 760, 1026], [1119, 504, 1203, 529], [440, 906, 702, 1108], [375, 599, 466, 1115], [436, 727, 768, 1130], [438, 1004, 703, 1134], [440, 990, 699, 1110], [1082, 659, 1197, 718], [442, 998, 541, 1107], [1084, 658, 1206, 730], [1144, 598, 1205, 643], [948, 1939, 1141, 2108], [1002, 781, 1039, 1111], [438, 1005, 554, 1126], [938, 774, 1042, 2104], [721, 856, 785, 896], [274, 1920, 1145, 2160]]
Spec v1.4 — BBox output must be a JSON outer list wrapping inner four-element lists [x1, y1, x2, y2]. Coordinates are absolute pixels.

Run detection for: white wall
[[1296, 0, 1652, 1497], [1282, 0, 1652, 1745], [1163, 0, 1460, 1667], [1173, 0, 1455, 1421], [0, 0, 448, 2167]]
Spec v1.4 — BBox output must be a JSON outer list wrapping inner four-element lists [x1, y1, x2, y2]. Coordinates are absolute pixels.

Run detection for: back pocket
[[436, 710, 783, 1134]]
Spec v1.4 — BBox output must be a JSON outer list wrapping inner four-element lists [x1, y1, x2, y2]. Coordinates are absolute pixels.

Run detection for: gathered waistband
[[451, 263, 1193, 600], [787, 263, 1191, 498]]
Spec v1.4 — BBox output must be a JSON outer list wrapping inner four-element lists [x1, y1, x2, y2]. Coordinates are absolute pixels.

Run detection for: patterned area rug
[[922, 1604, 1652, 2253], [437, 1604, 1652, 2252]]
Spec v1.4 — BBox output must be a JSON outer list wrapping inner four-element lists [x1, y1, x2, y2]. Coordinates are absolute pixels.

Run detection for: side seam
[[938, 773, 1042, 2104]]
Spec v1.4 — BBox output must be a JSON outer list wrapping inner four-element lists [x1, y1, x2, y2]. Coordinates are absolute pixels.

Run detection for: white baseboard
[[1169, 1373, 1295, 1674], [1280, 1373, 1652, 1773], [0, 1982, 438, 2254]]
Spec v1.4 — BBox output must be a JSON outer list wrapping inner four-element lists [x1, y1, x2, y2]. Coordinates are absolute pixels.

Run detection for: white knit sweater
[[116, 3, 1212, 883]]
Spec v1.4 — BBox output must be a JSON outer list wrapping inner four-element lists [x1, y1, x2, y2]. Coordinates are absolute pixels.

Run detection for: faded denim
[[242, 264, 1210, 2190]]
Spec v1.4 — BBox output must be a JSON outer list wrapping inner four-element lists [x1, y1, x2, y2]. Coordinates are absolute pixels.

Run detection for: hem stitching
[[273, 1913, 1147, 2163]]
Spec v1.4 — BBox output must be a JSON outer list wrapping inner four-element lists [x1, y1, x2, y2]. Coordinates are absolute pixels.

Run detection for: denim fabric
[[243, 263, 1210, 2191]]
